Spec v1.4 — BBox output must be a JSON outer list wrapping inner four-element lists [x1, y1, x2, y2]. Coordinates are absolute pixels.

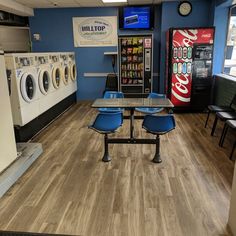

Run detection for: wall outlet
[[33, 33, 41, 41]]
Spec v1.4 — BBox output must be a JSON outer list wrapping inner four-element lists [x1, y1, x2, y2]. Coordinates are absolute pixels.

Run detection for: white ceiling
[[14, 0, 175, 8]]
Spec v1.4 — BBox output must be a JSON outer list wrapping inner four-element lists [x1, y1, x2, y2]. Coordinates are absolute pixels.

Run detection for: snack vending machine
[[165, 27, 215, 110], [119, 35, 153, 97]]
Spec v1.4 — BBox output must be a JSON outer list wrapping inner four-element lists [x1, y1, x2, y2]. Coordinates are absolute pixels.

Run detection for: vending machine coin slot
[[145, 49, 151, 71]]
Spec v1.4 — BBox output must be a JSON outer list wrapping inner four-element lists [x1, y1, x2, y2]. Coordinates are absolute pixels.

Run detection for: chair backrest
[[104, 74, 118, 92], [230, 94, 236, 110], [103, 91, 124, 99], [148, 93, 166, 99]]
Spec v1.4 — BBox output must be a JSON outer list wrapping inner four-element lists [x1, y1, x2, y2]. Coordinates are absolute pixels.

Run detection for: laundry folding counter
[[91, 98, 174, 163]]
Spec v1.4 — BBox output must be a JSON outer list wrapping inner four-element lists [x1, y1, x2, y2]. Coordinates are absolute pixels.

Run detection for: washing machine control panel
[[69, 54, 75, 61], [15, 57, 34, 69], [50, 55, 59, 63], [60, 54, 68, 62], [36, 56, 49, 65]]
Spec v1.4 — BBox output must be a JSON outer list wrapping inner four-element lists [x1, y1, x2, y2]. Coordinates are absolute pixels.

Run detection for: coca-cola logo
[[172, 74, 191, 103], [178, 29, 198, 47]]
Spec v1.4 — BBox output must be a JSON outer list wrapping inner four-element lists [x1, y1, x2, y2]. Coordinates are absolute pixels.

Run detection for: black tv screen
[[119, 5, 154, 30]]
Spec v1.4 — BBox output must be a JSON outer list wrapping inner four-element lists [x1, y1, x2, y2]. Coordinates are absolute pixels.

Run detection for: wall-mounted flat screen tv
[[119, 5, 154, 30]]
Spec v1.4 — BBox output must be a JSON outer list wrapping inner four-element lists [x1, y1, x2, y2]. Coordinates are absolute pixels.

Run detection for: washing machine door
[[70, 63, 77, 81], [39, 69, 50, 95], [63, 65, 69, 85], [20, 72, 36, 103], [52, 66, 61, 89]]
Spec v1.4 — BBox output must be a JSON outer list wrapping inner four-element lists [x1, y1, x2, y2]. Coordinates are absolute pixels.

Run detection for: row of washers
[[36, 52, 76, 97]]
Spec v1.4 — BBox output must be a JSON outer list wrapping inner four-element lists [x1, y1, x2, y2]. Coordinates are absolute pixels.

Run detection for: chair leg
[[205, 111, 210, 128], [219, 124, 229, 147], [230, 141, 236, 160], [102, 134, 111, 162], [211, 116, 218, 136], [152, 135, 162, 164]]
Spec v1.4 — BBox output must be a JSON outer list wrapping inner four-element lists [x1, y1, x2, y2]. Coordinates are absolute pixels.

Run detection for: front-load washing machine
[[4, 54, 40, 126], [34, 53, 53, 114], [68, 52, 78, 94], [59, 53, 71, 99], [48, 53, 63, 104]]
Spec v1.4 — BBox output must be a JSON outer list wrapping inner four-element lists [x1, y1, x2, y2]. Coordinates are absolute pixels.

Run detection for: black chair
[[211, 111, 236, 136], [103, 73, 118, 95], [218, 120, 236, 160], [205, 94, 236, 128]]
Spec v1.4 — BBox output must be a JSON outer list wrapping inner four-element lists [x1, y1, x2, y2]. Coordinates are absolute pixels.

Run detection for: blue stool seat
[[89, 112, 123, 162], [99, 91, 124, 113], [89, 112, 123, 134], [142, 114, 176, 163], [142, 114, 176, 134], [135, 93, 166, 114]]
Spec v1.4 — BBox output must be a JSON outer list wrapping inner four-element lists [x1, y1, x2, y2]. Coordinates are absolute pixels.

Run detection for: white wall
[[229, 162, 236, 235], [0, 52, 17, 173]]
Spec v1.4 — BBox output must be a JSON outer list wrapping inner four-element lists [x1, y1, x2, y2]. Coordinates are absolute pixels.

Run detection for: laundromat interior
[[1, 0, 236, 235]]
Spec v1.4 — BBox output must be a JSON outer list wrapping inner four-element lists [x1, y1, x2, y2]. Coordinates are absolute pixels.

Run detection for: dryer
[[4, 54, 40, 127]]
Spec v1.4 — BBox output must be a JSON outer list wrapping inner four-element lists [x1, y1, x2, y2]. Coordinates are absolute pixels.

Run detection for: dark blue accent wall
[[159, 0, 213, 93], [30, 7, 118, 100], [212, 0, 233, 74], [29, 0, 233, 100], [29, 6, 161, 100]]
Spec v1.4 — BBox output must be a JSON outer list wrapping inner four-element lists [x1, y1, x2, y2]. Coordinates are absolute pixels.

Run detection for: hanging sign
[[72, 16, 118, 47]]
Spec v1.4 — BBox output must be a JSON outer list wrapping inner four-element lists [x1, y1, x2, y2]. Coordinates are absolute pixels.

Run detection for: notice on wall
[[72, 16, 118, 47]]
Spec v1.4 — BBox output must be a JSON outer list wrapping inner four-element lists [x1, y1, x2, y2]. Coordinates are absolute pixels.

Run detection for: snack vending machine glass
[[119, 35, 153, 97]]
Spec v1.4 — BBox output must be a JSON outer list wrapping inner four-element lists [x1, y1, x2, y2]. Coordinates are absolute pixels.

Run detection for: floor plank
[[0, 102, 234, 236]]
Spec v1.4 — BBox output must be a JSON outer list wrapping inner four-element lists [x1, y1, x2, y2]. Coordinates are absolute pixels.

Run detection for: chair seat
[[142, 115, 176, 135], [217, 112, 236, 120], [226, 120, 236, 129], [89, 112, 123, 134], [135, 107, 164, 114], [208, 105, 233, 112]]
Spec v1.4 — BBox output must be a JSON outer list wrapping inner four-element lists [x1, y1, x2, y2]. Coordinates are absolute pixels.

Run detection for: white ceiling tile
[[14, 0, 168, 8]]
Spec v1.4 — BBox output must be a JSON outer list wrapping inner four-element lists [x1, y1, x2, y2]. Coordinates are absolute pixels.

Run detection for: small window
[[224, 6, 236, 76]]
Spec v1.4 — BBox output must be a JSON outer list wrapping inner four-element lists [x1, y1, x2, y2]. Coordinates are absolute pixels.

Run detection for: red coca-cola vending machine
[[165, 27, 215, 110]]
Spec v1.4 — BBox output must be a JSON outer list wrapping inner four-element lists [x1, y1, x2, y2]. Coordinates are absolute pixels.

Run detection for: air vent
[[0, 10, 28, 26]]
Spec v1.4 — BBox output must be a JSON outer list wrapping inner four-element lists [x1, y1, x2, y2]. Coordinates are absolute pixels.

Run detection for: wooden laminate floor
[[0, 102, 235, 236]]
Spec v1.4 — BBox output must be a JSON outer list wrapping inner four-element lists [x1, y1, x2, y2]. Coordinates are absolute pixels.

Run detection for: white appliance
[[34, 53, 53, 114], [68, 52, 77, 94], [0, 50, 17, 172], [59, 53, 71, 99], [48, 53, 63, 104], [4, 53, 40, 126]]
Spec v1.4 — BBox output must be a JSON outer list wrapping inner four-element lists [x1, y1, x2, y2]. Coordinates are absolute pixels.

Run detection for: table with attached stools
[[90, 98, 175, 163]]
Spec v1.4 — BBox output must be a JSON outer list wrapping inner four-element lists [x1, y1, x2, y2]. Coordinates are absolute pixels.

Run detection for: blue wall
[[29, 6, 161, 100], [29, 0, 232, 100], [159, 0, 213, 92], [212, 0, 233, 74], [30, 7, 118, 100]]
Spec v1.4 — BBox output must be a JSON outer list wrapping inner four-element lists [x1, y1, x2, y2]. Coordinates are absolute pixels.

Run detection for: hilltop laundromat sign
[[72, 16, 117, 47]]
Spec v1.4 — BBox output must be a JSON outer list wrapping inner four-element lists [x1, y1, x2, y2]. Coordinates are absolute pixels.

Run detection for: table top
[[92, 98, 174, 108]]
